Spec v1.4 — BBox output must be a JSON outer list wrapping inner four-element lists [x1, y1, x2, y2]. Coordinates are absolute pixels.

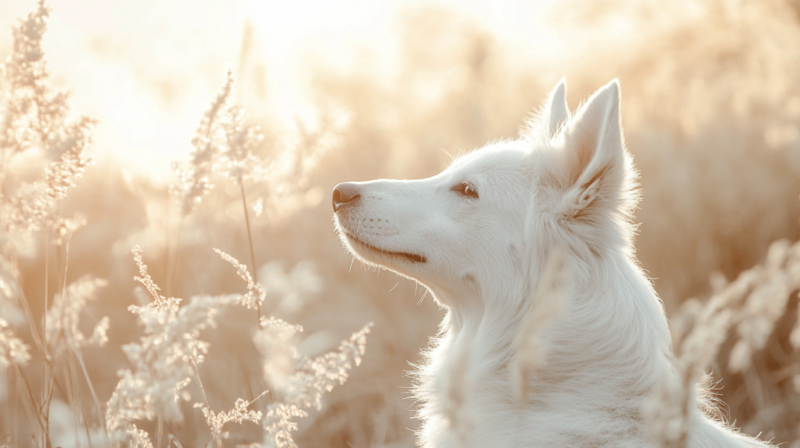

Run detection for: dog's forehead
[[446, 140, 530, 178]]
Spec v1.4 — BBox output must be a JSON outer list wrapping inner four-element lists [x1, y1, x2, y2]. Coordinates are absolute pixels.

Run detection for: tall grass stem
[[237, 178, 276, 404], [15, 364, 49, 445], [71, 345, 110, 445], [238, 179, 262, 328], [156, 416, 163, 448], [42, 225, 49, 405]]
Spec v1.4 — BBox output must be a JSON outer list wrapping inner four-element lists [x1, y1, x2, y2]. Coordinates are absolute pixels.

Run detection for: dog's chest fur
[[415, 310, 661, 448]]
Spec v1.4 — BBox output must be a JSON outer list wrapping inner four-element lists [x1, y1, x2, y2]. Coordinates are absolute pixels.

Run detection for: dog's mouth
[[343, 231, 427, 264]]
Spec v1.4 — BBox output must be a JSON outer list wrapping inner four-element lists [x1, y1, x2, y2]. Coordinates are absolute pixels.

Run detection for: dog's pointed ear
[[558, 79, 635, 223], [547, 79, 570, 137]]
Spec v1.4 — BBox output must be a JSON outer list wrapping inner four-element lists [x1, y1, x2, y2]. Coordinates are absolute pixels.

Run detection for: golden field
[[1, 0, 800, 446]]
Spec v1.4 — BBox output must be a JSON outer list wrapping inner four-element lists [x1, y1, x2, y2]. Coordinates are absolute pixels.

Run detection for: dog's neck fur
[[415, 245, 673, 447]]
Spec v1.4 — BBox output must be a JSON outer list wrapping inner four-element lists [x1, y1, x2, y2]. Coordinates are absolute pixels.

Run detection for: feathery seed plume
[[1, 0, 95, 236], [172, 69, 235, 215], [45, 276, 110, 349], [215, 248, 266, 310], [0, 316, 30, 368], [194, 394, 265, 447], [107, 247, 260, 446], [254, 321, 372, 448]]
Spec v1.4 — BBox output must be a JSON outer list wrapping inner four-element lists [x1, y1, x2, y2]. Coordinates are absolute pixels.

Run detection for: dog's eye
[[451, 182, 479, 198]]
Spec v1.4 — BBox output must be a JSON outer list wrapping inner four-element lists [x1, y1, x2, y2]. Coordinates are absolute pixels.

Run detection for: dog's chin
[[340, 231, 427, 265]]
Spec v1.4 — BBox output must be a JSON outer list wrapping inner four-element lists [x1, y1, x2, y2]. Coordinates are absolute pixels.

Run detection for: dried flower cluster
[[215, 248, 266, 311], [255, 319, 372, 447], [170, 68, 264, 217], [252, 113, 345, 222], [644, 308, 733, 447], [218, 97, 263, 182], [194, 395, 264, 447], [106, 247, 245, 446], [45, 276, 110, 349], [0, 3, 104, 446], [728, 240, 799, 372], [171, 69, 344, 223], [0, 269, 28, 373], [0, 316, 30, 368], [0, 0, 94, 236], [258, 316, 304, 392], [105, 247, 373, 447], [171, 70, 235, 215], [131, 245, 180, 313], [99, 49, 367, 446], [258, 260, 322, 315], [645, 238, 800, 446]]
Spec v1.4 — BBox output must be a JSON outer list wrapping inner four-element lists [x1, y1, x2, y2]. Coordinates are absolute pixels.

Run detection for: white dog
[[332, 80, 771, 447]]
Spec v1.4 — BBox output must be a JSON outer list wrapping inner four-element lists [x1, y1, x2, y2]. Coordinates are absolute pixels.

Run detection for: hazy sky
[[0, 0, 557, 178]]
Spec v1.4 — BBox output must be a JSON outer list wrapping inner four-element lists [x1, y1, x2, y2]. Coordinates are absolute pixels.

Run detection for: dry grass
[[2, 0, 800, 446]]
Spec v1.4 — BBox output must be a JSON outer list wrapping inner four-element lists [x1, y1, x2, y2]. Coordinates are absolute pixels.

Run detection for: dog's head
[[332, 79, 638, 307]]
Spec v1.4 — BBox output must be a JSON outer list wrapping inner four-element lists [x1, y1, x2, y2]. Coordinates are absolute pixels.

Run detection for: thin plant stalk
[[167, 217, 184, 302], [191, 358, 211, 410], [190, 357, 223, 447], [42, 225, 49, 401], [41, 235, 72, 447], [82, 408, 94, 448], [237, 178, 275, 403], [238, 178, 262, 329], [237, 351, 256, 401], [70, 344, 110, 445], [156, 416, 163, 448], [68, 358, 85, 448], [164, 190, 183, 299], [16, 285, 51, 447], [10, 363, 18, 446], [19, 288, 49, 365], [15, 364, 49, 445], [42, 368, 55, 446], [164, 192, 171, 297], [62, 357, 83, 448]]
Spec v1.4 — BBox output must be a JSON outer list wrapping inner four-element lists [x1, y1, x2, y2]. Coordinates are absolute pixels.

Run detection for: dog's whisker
[[417, 289, 428, 307]]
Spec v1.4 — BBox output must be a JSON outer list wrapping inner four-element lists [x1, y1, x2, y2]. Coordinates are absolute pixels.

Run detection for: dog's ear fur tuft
[[547, 79, 570, 137], [556, 79, 638, 240]]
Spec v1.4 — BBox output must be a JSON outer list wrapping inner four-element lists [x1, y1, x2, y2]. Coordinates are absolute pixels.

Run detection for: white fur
[[333, 80, 773, 447]]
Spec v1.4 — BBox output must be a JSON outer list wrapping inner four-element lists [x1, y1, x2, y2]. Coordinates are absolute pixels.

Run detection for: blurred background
[[2, 0, 800, 446]]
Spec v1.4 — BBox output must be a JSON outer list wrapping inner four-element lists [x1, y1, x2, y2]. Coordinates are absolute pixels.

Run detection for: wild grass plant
[[0, 1, 100, 445], [642, 238, 800, 447], [1, 0, 800, 446], [1, 2, 371, 447]]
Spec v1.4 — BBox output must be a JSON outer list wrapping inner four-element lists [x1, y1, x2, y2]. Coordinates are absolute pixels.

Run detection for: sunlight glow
[[1, 0, 556, 180]]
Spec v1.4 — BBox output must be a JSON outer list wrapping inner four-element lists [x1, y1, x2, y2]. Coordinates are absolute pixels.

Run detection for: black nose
[[332, 182, 361, 212]]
